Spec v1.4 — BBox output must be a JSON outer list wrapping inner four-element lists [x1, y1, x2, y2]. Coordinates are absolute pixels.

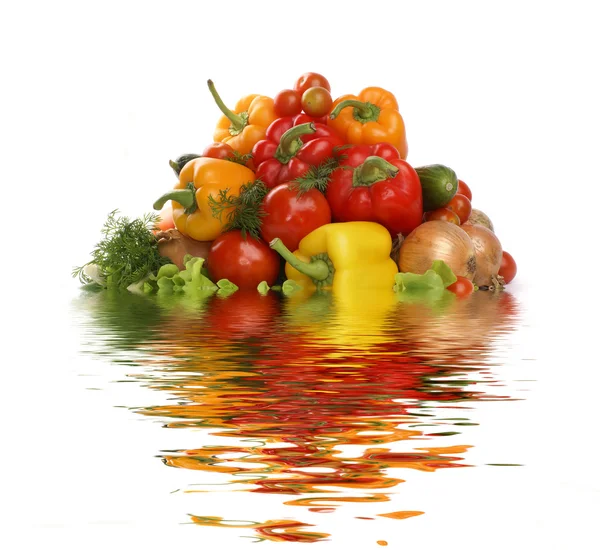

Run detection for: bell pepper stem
[[353, 156, 399, 187], [274, 123, 316, 163], [207, 79, 248, 134], [330, 99, 381, 124], [269, 238, 330, 282], [153, 183, 197, 214]]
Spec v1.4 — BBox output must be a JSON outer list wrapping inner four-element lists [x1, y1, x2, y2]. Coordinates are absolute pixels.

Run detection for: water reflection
[[73, 287, 521, 542]]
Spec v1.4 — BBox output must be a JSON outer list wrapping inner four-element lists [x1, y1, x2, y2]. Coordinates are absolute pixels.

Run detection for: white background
[[2, 1, 600, 549]]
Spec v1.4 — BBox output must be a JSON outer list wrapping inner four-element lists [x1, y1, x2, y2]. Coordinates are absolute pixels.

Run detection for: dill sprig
[[72, 210, 170, 288], [290, 155, 341, 195], [208, 180, 269, 239]]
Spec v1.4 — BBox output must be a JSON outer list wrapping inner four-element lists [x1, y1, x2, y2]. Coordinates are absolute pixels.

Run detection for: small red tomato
[[301, 86, 333, 118], [294, 72, 331, 95], [445, 193, 472, 224], [498, 251, 517, 284], [260, 183, 332, 252], [424, 208, 460, 225], [447, 276, 474, 298], [154, 203, 175, 232], [207, 231, 281, 290], [202, 142, 237, 161], [457, 179, 472, 201], [274, 89, 302, 117]]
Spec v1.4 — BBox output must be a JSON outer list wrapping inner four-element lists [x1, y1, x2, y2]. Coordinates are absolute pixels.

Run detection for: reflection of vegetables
[[499, 251, 517, 284], [156, 229, 212, 270], [207, 230, 281, 290], [208, 80, 277, 156], [461, 224, 503, 286], [270, 221, 398, 292], [415, 164, 458, 212], [464, 208, 494, 232], [328, 87, 408, 159], [153, 157, 256, 242], [326, 154, 423, 236], [399, 221, 476, 281], [73, 210, 169, 289]]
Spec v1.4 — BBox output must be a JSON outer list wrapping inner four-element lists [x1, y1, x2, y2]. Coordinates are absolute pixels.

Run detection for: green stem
[[329, 99, 381, 123], [274, 123, 316, 164], [153, 182, 197, 214], [269, 238, 332, 284], [207, 79, 248, 135], [352, 156, 399, 187]]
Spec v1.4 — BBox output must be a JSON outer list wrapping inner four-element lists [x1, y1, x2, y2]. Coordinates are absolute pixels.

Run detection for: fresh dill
[[290, 155, 341, 195], [72, 210, 170, 288], [208, 180, 269, 240]]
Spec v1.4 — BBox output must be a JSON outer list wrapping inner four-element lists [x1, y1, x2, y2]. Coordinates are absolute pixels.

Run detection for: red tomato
[[457, 179, 473, 201], [202, 142, 237, 161], [301, 86, 333, 118], [155, 203, 175, 232], [423, 208, 460, 225], [447, 276, 474, 298], [260, 183, 332, 252], [498, 251, 517, 284], [207, 231, 281, 290], [274, 89, 302, 117], [294, 72, 331, 95], [445, 193, 472, 224]]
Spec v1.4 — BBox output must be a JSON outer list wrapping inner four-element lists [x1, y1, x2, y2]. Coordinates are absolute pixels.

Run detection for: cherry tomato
[[445, 193, 472, 224], [154, 203, 175, 232], [447, 276, 474, 298], [202, 142, 237, 161], [207, 231, 281, 290], [301, 86, 333, 118], [294, 72, 331, 95], [423, 208, 460, 225], [498, 251, 517, 284], [260, 183, 332, 252], [457, 179, 472, 201], [274, 89, 302, 117]]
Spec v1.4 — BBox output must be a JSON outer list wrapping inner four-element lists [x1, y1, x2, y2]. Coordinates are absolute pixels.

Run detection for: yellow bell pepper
[[153, 157, 255, 242], [269, 221, 398, 293]]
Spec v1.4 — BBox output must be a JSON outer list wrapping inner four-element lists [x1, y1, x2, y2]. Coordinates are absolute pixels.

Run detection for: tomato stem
[[329, 99, 381, 123], [269, 238, 334, 288], [274, 123, 316, 164], [207, 79, 248, 136], [153, 182, 198, 214], [352, 156, 399, 187]]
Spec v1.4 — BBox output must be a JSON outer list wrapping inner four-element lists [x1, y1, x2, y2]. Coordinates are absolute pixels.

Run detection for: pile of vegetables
[[74, 72, 517, 300]]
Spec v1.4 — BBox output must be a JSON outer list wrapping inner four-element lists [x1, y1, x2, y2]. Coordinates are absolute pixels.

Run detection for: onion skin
[[156, 229, 212, 270], [461, 224, 503, 286], [464, 208, 494, 232], [399, 220, 477, 281]]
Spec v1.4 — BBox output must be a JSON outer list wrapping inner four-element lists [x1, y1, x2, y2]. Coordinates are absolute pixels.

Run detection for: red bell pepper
[[325, 143, 423, 236], [252, 115, 344, 189]]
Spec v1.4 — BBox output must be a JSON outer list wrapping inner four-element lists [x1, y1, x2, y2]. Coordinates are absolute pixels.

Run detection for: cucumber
[[415, 164, 458, 211], [169, 154, 202, 176]]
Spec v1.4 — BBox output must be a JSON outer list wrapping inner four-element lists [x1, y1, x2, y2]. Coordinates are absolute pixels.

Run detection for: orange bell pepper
[[328, 87, 408, 159], [208, 80, 277, 156], [153, 157, 255, 242]]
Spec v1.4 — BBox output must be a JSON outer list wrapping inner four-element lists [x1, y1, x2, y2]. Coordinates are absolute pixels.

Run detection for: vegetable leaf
[[393, 270, 444, 293], [290, 156, 340, 195], [430, 260, 457, 288]]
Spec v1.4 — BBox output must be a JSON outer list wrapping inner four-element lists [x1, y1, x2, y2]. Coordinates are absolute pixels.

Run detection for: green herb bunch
[[73, 210, 170, 289]]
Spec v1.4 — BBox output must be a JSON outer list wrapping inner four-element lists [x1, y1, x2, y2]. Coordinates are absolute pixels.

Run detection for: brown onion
[[464, 208, 494, 232], [461, 224, 502, 286], [156, 229, 212, 270], [399, 221, 476, 280]]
